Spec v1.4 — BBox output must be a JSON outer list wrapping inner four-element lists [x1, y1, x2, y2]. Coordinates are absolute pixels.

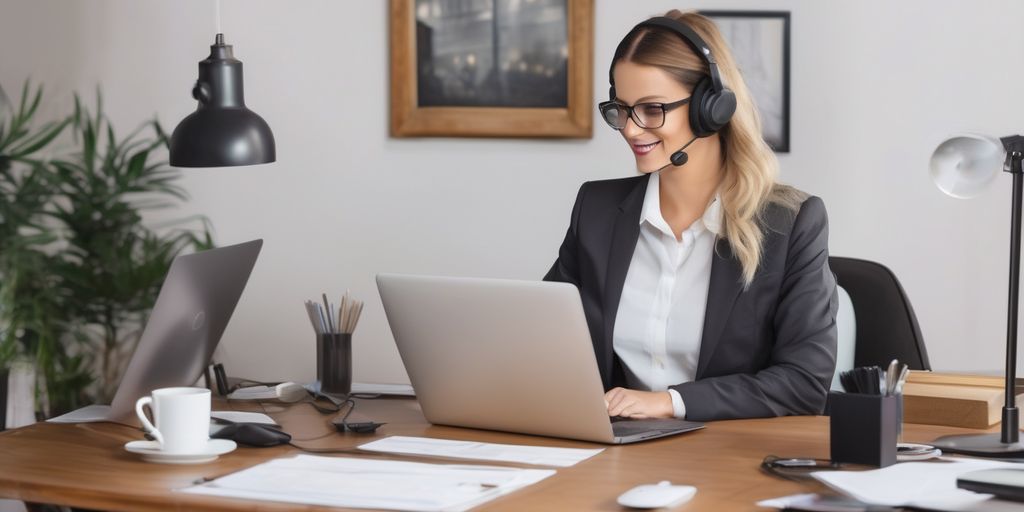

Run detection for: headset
[[609, 16, 737, 140]]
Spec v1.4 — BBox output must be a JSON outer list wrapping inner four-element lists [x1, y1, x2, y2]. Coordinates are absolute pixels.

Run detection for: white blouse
[[612, 171, 722, 419]]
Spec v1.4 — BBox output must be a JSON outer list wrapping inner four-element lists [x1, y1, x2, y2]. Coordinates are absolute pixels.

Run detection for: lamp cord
[[215, 0, 221, 34]]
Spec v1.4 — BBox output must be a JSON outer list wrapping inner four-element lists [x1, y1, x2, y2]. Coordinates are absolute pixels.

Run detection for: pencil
[[350, 300, 364, 333], [322, 293, 335, 333], [339, 294, 350, 334]]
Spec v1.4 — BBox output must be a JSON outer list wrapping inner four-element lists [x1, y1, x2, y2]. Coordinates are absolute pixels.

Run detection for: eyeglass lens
[[602, 103, 667, 130]]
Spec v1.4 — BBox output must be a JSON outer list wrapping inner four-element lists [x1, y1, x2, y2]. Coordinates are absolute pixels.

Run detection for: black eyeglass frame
[[598, 97, 691, 130]]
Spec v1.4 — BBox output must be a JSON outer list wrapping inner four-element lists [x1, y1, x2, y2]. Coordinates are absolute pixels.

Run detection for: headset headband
[[610, 16, 727, 97]]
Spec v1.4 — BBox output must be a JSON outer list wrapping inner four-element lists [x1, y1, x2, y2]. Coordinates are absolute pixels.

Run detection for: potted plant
[[0, 81, 70, 424], [0, 81, 213, 418], [48, 94, 213, 408]]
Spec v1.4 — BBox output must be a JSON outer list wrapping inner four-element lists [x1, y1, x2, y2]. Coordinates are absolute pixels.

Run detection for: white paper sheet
[[358, 436, 603, 467], [181, 455, 555, 512], [757, 493, 879, 511], [812, 458, 1019, 509]]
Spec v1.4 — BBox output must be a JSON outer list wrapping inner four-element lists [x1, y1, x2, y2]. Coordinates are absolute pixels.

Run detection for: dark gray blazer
[[544, 175, 838, 421]]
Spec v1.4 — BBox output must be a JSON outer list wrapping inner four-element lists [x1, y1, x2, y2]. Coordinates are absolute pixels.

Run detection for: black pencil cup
[[318, 333, 352, 396], [829, 391, 898, 467]]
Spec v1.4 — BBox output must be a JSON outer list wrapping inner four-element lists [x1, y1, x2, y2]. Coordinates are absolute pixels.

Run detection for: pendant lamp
[[169, 6, 274, 168]]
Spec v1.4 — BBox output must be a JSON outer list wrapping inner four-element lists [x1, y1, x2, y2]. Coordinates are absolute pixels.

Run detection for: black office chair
[[829, 256, 931, 371]]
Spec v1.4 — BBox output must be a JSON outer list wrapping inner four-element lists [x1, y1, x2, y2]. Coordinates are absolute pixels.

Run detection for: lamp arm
[[1002, 149, 1024, 444]]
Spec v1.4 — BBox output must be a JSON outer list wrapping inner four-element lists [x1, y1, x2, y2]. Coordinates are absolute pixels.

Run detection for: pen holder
[[829, 391, 898, 467], [318, 333, 352, 396]]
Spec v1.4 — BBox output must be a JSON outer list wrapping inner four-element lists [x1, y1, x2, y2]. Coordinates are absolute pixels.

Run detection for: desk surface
[[0, 398, 989, 511]]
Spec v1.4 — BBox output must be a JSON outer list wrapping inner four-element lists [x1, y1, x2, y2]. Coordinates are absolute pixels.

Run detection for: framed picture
[[700, 10, 791, 152], [389, 0, 593, 138]]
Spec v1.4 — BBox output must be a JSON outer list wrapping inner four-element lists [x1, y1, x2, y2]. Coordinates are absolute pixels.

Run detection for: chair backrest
[[831, 285, 856, 390], [828, 256, 931, 370]]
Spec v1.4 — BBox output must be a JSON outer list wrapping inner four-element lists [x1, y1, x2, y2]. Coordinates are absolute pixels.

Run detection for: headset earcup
[[690, 76, 735, 137], [707, 89, 736, 131], [688, 77, 714, 137]]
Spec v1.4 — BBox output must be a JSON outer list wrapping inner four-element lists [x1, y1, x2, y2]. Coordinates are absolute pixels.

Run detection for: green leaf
[[9, 118, 69, 158]]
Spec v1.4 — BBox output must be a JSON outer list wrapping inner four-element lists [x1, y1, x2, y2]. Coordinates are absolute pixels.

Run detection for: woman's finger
[[605, 388, 626, 413], [609, 395, 636, 417]]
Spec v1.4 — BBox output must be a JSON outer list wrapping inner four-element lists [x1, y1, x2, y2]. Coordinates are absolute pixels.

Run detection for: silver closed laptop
[[376, 273, 704, 444], [49, 239, 262, 424]]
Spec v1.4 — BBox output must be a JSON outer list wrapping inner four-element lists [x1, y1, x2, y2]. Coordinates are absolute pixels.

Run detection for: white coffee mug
[[135, 387, 211, 454]]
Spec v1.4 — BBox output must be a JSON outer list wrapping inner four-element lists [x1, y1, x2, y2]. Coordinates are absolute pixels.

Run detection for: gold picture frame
[[389, 0, 593, 138]]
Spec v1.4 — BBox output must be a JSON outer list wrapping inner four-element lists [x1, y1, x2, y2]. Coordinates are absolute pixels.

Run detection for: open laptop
[[376, 273, 704, 444], [49, 239, 263, 424]]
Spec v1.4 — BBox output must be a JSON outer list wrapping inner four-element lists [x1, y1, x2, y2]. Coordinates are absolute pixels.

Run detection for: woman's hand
[[604, 388, 674, 419]]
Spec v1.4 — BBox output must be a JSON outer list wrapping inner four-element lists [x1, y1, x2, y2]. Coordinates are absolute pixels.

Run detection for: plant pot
[[0, 367, 8, 431], [4, 362, 35, 428]]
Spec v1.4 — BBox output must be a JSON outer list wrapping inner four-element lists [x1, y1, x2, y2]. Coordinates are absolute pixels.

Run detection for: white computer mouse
[[274, 382, 308, 403], [617, 481, 697, 509]]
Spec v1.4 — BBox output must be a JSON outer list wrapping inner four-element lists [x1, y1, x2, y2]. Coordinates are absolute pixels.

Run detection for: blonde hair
[[616, 10, 805, 285]]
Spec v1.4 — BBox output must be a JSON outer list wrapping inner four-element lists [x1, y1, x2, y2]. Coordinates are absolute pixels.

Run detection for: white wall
[[1, 0, 1022, 384]]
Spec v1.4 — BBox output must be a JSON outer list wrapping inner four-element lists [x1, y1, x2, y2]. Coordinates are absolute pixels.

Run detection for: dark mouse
[[211, 423, 292, 447]]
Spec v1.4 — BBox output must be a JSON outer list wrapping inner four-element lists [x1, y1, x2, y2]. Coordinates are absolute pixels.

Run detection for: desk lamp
[[929, 134, 1024, 456], [169, 1, 275, 167]]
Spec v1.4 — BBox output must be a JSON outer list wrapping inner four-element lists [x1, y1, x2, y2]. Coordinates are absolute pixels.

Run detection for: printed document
[[182, 454, 555, 512]]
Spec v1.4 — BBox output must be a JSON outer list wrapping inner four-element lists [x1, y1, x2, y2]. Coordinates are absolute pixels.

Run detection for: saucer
[[124, 438, 237, 464]]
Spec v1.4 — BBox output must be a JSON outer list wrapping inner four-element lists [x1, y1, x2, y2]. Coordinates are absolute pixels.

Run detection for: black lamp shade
[[170, 34, 275, 167]]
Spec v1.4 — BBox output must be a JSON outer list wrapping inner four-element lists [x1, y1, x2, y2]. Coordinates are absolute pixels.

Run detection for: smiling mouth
[[631, 141, 660, 155]]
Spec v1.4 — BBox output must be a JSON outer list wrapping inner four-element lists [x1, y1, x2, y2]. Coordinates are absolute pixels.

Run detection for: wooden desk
[[0, 398, 990, 511]]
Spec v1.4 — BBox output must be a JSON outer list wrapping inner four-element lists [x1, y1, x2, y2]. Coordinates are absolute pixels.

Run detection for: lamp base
[[932, 433, 1024, 457]]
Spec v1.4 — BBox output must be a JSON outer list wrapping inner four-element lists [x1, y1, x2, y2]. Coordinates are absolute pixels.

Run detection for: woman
[[545, 11, 837, 422]]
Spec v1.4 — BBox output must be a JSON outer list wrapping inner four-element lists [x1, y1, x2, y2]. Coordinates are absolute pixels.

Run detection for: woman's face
[[611, 61, 695, 173]]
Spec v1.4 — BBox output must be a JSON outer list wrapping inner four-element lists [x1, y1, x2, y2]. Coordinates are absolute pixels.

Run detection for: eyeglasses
[[760, 455, 843, 481], [598, 97, 690, 130]]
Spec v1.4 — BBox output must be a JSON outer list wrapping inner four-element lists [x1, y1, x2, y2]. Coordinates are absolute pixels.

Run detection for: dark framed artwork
[[389, 0, 593, 138], [700, 10, 791, 152]]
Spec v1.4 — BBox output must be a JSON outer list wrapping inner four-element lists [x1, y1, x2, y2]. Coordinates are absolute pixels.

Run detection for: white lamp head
[[929, 134, 1004, 199]]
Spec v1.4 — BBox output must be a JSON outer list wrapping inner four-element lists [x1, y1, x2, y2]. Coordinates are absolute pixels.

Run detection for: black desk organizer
[[829, 391, 898, 467], [319, 332, 353, 396]]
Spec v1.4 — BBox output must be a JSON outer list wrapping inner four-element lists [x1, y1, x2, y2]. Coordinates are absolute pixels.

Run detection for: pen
[[305, 301, 323, 335], [316, 303, 328, 333], [323, 293, 335, 333], [329, 301, 335, 331], [894, 364, 909, 395], [886, 359, 899, 396]]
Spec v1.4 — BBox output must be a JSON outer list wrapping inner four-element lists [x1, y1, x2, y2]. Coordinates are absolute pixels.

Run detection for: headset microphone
[[651, 136, 700, 173], [669, 136, 699, 167]]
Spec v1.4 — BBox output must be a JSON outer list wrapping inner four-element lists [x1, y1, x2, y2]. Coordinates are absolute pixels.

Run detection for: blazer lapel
[[600, 178, 647, 386], [696, 238, 745, 378]]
